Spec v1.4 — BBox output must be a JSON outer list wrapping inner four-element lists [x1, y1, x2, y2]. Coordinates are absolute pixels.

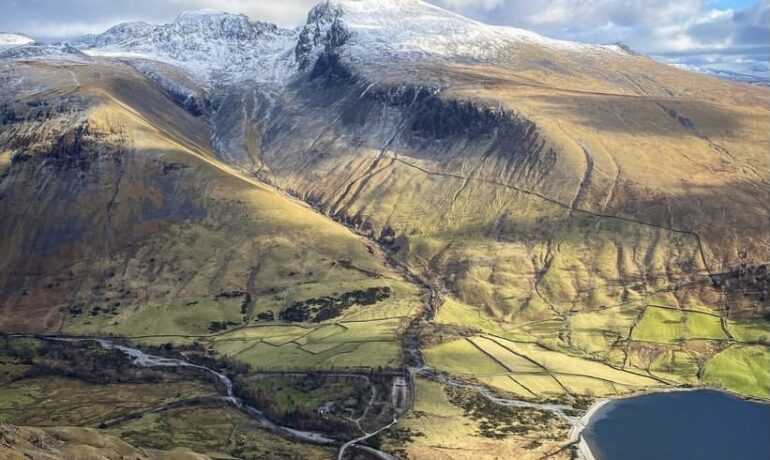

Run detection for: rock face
[[0, 0, 768, 333]]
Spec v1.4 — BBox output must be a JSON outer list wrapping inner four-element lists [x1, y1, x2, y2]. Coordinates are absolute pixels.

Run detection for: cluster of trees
[[0, 337, 204, 386], [233, 377, 360, 439], [279, 287, 392, 323], [446, 387, 563, 440], [713, 263, 769, 306]]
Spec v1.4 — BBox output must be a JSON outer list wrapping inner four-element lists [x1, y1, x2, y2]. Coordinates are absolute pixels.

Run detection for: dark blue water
[[583, 390, 770, 460]]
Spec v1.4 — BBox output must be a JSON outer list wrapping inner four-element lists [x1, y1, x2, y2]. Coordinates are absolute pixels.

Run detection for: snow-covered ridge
[[299, 0, 629, 67], [0, 33, 35, 50], [0, 31, 87, 61], [74, 10, 298, 83], [669, 62, 770, 87], [53, 1, 635, 83], [72, 22, 154, 49], [0, 42, 87, 61]]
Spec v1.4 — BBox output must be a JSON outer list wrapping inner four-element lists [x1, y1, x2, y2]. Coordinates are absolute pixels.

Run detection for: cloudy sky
[[2, 0, 768, 73]]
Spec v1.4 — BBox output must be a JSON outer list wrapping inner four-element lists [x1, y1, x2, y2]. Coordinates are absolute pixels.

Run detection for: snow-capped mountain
[[74, 9, 297, 82], [296, 0, 629, 70], [5, 0, 764, 92], [670, 62, 770, 87], [57, 0, 634, 85], [0, 33, 35, 50]]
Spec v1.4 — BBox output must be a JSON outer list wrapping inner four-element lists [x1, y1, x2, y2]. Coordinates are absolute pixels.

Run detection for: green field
[[703, 345, 770, 399], [425, 338, 508, 375], [428, 291, 770, 401], [727, 319, 770, 343], [649, 350, 700, 384], [425, 334, 661, 397], [513, 374, 565, 396], [207, 317, 407, 370], [684, 311, 727, 340], [469, 336, 543, 372], [632, 307, 686, 343], [632, 306, 727, 343], [570, 306, 639, 355]]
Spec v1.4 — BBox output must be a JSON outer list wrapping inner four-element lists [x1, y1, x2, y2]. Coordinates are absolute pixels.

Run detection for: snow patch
[[0, 33, 35, 50]]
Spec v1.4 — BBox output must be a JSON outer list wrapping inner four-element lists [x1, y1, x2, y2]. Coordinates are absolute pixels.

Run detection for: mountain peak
[[611, 41, 641, 55], [315, 0, 480, 24], [297, 0, 619, 74], [73, 9, 294, 83]]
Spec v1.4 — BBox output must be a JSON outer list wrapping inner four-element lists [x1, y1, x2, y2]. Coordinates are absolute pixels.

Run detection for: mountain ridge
[[73, 1, 634, 81], [3, 3, 767, 86]]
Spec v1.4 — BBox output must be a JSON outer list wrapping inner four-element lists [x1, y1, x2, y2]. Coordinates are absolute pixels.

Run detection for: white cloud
[[11, 20, 127, 37], [695, 8, 735, 24], [437, 0, 504, 9]]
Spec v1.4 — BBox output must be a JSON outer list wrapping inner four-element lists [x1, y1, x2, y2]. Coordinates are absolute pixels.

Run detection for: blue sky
[[1, 0, 767, 73], [433, 0, 769, 73], [709, 0, 756, 8]]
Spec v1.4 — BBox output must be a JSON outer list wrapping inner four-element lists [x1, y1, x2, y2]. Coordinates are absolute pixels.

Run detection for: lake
[[582, 389, 770, 460]]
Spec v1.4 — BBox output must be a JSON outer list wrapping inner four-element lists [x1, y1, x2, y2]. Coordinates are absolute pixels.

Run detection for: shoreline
[[569, 398, 609, 460], [569, 386, 770, 460]]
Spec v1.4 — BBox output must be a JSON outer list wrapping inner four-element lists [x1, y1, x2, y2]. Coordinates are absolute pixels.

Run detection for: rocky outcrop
[[296, 1, 349, 70]]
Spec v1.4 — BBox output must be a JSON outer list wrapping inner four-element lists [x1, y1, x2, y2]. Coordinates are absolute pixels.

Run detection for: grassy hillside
[[223, 43, 770, 400], [0, 61, 420, 372], [255, 55, 769, 323], [0, 424, 214, 460]]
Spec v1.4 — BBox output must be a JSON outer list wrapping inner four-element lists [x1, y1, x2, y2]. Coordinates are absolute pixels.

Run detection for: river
[[27, 335, 409, 455]]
